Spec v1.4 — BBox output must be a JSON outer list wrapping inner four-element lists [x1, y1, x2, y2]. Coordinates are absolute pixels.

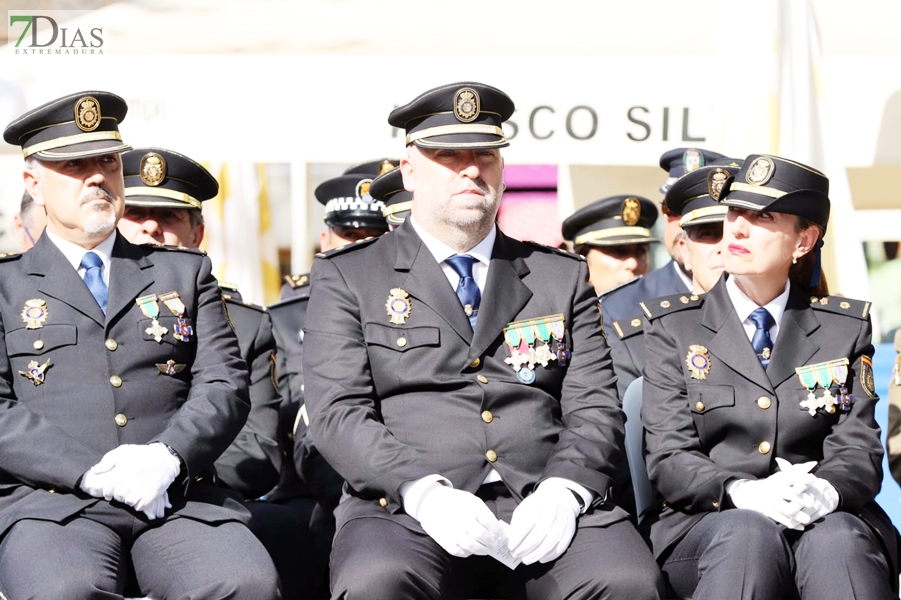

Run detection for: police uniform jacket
[[601, 260, 689, 327], [214, 296, 282, 500], [606, 315, 646, 400], [641, 276, 897, 575], [0, 232, 251, 536], [303, 222, 630, 533]]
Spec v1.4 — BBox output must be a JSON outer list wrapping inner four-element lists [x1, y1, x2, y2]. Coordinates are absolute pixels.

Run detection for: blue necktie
[[81, 251, 108, 314], [445, 254, 480, 330], [749, 307, 775, 369]]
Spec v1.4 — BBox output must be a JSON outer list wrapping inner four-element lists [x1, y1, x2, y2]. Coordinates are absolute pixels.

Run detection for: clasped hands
[[407, 478, 580, 565], [727, 457, 839, 530], [79, 443, 181, 520]]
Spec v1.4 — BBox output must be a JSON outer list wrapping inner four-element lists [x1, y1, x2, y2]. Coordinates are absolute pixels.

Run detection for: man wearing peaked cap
[[0, 94, 279, 599], [371, 166, 412, 229], [561, 195, 658, 297], [119, 147, 316, 598], [599, 148, 727, 345], [302, 82, 663, 600]]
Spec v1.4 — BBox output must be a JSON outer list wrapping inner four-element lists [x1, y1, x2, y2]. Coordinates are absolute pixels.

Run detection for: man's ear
[[191, 223, 205, 249], [23, 171, 43, 207], [400, 154, 414, 193]]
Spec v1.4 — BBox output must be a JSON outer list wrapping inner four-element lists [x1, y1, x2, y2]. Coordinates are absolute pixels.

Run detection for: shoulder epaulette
[[283, 273, 310, 289], [148, 243, 207, 256], [641, 292, 704, 322], [808, 295, 870, 320], [222, 294, 267, 313], [315, 236, 379, 259], [611, 315, 645, 340], [268, 294, 307, 311], [599, 276, 642, 299], [524, 240, 584, 261], [0, 252, 21, 262], [218, 281, 240, 293]]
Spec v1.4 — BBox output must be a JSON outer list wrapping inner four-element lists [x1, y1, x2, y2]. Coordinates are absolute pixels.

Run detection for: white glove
[[140, 492, 173, 520], [800, 477, 839, 523], [508, 479, 580, 565], [727, 469, 815, 530], [80, 443, 180, 519], [408, 483, 504, 558]]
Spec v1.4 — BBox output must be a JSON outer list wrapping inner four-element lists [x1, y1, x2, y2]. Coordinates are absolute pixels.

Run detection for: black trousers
[[329, 485, 664, 600], [0, 500, 282, 600], [662, 509, 893, 600]]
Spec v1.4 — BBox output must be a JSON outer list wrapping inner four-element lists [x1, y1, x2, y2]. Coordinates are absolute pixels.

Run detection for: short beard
[[83, 208, 117, 237]]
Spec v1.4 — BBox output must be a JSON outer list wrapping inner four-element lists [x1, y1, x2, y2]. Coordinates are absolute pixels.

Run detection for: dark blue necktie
[[445, 254, 480, 330], [81, 251, 108, 314], [749, 307, 775, 368]]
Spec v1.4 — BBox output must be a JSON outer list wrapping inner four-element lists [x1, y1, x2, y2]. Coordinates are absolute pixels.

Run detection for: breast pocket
[[688, 384, 735, 442], [364, 324, 440, 390], [6, 324, 77, 396]]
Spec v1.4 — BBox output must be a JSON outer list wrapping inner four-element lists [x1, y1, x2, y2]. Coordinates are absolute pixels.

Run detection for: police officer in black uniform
[[371, 165, 412, 229], [561, 195, 659, 299], [0, 91, 279, 599], [117, 147, 316, 600], [641, 154, 897, 599]]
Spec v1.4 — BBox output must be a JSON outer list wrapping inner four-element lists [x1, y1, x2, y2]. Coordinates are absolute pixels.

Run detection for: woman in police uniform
[[640, 154, 896, 600]]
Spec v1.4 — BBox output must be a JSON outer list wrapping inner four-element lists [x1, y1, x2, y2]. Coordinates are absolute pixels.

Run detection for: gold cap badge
[[454, 88, 480, 123], [707, 168, 730, 201], [140, 152, 167, 186], [75, 96, 101, 132], [746, 156, 775, 185], [622, 198, 641, 226]]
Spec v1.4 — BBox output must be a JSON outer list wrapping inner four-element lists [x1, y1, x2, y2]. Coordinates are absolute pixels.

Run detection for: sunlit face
[[722, 207, 817, 285], [402, 145, 504, 233], [682, 222, 725, 293], [25, 154, 125, 248], [584, 243, 651, 296], [118, 205, 203, 248], [319, 225, 386, 252]]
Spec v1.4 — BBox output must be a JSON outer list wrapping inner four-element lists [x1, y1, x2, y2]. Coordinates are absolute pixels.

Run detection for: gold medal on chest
[[21, 299, 49, 329], [385, 288, 412, 325], [686, 345, 712, 380]]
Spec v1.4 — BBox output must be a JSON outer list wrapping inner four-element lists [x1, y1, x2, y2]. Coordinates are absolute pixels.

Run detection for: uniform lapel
[[766, 286, 820, 388], [25, 234, 105, 326], [468, 232, 531, 362], [106, 234, 154, 324], [392, 224, 474, 344], [702, 279, 775, 393]]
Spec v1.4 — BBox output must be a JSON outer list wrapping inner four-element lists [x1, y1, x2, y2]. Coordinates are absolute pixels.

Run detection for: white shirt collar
[[673, 260, 693, 293], [725, 274, 791, 340], [45, 229, 116, 285], [409, 216, 496, 267]]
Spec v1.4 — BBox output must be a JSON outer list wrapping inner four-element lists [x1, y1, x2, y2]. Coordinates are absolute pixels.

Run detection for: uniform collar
[[408, 215, 496, 267], [725, 274, 790, 329], [45, 228, 116, 280]]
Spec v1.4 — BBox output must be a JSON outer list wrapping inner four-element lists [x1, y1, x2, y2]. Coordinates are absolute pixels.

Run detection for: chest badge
[[686, 345, 712, 380], [21, 299, 49, 329], [136, 294, 167, 342], [795, 358, 853, 416], [160, 292, 192, 342], [386, 288, 412, 325], [156, 359, 187, 376], [20, 359, 51, 386]]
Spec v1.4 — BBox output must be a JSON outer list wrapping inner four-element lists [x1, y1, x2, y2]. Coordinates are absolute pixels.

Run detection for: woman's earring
[[792, 257, 798, 265]]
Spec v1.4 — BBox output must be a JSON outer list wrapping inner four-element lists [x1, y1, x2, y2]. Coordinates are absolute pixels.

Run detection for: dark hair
[[789, 216, 829, 296], [19, 190, 34, 216]]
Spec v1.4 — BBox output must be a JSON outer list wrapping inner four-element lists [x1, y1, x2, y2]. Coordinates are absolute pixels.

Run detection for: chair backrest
[[622, 376, 653, 523]]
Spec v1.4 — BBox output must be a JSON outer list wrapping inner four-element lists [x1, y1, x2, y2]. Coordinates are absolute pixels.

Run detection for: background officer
[[117, 147, 314, 599], [600, 148, 726, 328], [13, 189, 46, 251], [371, 165, 412, 229], [0, 91, 278, 599], [606, 159, 741, 400], [561, 195, 658, 298], [303, 81, 663, 600]]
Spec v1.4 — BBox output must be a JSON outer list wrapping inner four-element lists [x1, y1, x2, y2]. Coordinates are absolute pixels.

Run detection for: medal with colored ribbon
[[795, 358, 851, 416], [503, 314, 566, 384], [160, 291, 193, 342], [136, 294, 167, 343]]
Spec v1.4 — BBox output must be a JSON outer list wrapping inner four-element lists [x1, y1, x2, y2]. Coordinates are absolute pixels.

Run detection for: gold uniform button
[[486, 449, 498, 463], [105, 339, 118, 351], [757, 396, 771, 409], [48, 487, 56, 494], [695, 401, 705, 412], [712, 501, 720, 509], [396, 337, 407, 347], [109, 375, 122, 388], [758, 441, 772, 454], [481, 410, 493, 423], [114, 413, 127, 427], [469, 358, 481, 368], [33, 340, 44, 350], [379, 497, 388, 507], [477, 375, 488, 384]]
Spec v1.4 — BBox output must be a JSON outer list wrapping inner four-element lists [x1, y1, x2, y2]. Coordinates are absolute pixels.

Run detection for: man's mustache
[[79, 186, 115, 205]]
